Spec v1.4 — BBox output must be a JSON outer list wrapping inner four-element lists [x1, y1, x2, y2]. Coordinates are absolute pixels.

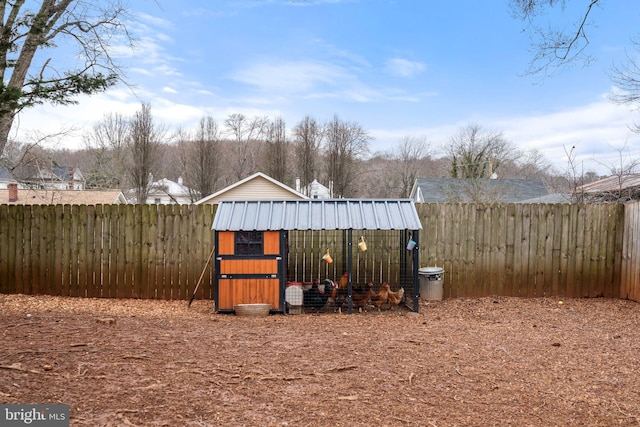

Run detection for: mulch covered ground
[[1, 294, 639, 426]]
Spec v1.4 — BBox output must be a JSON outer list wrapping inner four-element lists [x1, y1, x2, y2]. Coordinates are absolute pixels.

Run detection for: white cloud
[[493, 99, 640, 174], [384, 58, 426, 78], [230, 59, 354, 95], [230, 57, 428, 104]]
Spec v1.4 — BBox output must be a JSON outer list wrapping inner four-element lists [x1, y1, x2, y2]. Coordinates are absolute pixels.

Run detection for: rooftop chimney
[[8, 182, 18, 202], [68, 166, 75, 190]]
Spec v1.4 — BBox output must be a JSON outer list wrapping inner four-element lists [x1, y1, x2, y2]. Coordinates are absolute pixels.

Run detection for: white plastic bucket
[[419, 267, 444, 301]]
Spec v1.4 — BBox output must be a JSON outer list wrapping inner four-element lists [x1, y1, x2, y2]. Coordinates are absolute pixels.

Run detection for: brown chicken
[[387, 285, 405, 306], [338, 272, 349, 288], [371, 282, 389, 308], [351, 282, 374, 309], [373, 282, 404, 308], [331, 271, 350, 302], [372, 282, 389, 308]]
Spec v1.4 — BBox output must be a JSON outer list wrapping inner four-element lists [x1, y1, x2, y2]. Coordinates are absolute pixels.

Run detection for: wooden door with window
[[214, 230, 284, 312]]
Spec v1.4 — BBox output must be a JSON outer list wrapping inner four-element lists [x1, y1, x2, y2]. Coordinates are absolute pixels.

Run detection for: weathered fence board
[[621, 201, 640, 301], [0, 202, 638, 302]]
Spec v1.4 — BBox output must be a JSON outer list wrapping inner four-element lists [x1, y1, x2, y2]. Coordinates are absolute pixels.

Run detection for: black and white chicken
[[303, 279, 335, 311]]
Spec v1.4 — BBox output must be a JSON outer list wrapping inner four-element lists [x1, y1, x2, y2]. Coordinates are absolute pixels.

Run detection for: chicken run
[[291, 274, 406, 313]]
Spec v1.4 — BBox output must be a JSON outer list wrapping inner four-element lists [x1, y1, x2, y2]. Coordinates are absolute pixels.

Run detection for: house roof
[[0, 189, 127, 205], [148, 178, 192, 197], [577, 173, 640, 193], [195, 172, 307, 205], [51, 166, 85, 182], [212, 199, 423, 231], [411, 178, 549, 203], [0, 166, 14, 181]]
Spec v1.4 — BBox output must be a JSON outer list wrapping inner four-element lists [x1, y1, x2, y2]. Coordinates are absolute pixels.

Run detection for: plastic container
[[285, 284, 303, 315], [419, 267, 444, 301]]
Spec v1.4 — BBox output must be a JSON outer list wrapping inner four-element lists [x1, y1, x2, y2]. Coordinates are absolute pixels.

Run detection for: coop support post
[[213, 231, 221, 312], [279, 230, 287, 313], [413, 230, 420, 313], [347, 228, 353, 315]]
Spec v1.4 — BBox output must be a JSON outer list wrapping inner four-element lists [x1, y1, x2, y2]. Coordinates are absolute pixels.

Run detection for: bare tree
[[391, 135, 431, 198], [0, 0, 131, 156], [127, 103, 165, 204], [609, 38, 640, 132], [84, 112, 129, 188], [355, 153, 397, 198], [323, 115, 371, 198], [292, 116, 322, 192], [1, 128, 77, 187], [224, 113, 268, 180], [510, 0, 602, 76], [515, 148, 552, 178], [447, 123, 515, 179], [177, 116, 222, 201], [562, 144, 595, 203], [263, 116, 289, 183]]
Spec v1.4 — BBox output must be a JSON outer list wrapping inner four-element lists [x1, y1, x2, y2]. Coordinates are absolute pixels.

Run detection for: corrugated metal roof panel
[[212, 199, 423, 231]]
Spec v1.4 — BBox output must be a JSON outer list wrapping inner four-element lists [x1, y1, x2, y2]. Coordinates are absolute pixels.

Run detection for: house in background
[[576, 173, 640, 202], [195, 172, 308, 205], [1, 183, 127, 205], [147, 177, 193, 204], [0, 165, 85, 190], [0, 166, 16, 189], [126, 177, 193, 204], [296, 178, 332, 199], [410, 178, 549, 203], [22, 165, 85, 190]]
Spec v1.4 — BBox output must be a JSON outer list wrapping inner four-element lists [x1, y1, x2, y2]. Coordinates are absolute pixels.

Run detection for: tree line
[[3, 102, 577, 202]]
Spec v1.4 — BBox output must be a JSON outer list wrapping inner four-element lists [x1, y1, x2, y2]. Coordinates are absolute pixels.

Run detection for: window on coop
[[235, 231, 264, 255]]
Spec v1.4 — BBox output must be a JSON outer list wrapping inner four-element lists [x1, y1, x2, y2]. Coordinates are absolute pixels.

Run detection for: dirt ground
[[1, 294, 639, 427]]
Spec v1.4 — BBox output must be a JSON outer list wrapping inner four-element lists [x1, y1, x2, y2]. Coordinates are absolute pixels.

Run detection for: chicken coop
[[211, 199, 423, 314]]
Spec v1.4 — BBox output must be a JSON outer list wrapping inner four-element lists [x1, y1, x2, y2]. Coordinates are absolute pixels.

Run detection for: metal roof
[[577, 173, 640, 193], [212, 199, 423, 231]]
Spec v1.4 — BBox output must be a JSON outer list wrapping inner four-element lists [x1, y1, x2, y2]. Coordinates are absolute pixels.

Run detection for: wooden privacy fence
[[621, 201, 640, 302], [0, 202, 639, 301], [416, 203, 629, 299], [0, 204, 216, 299]]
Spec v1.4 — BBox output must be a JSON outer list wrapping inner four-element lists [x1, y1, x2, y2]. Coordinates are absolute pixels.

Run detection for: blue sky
[[14, 0, 640, 175]]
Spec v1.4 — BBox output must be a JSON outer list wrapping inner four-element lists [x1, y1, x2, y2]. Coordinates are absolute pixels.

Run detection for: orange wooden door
[[217, 278, 280, 309], [215, 231, 284, 311]]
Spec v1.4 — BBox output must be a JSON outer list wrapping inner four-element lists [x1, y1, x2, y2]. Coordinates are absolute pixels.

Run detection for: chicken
[[351, 282, 374, 310], [372, 282, 389, 308], [373, 282, 404, 308], [338, 272, 349, 288], [330, 272, 350, 302], [303, 278, 335, 311], [387, 286, 405, 306]]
